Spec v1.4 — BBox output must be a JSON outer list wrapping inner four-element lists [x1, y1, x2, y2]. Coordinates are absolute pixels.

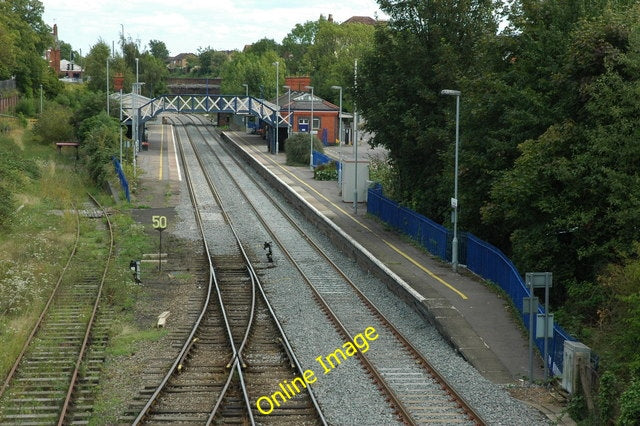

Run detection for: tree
[[84, 40, 111, 93], [304, 19, 375, 107], [484, 4, 640, 297], [355, 0, 499, 224], [220, 50, 284, 98], [0, 0, 56, 96], [149, 39, 169, 61], [282, 18, 323, 75], [139, 53, 168, 97], [196, 47, 230, 76]]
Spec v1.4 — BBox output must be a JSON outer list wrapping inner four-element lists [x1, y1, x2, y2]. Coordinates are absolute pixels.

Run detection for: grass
[[106, 324, 168, 357]]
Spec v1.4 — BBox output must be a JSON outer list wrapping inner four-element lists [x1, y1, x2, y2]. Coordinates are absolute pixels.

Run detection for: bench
[[55, 142, 79, 159], [141, 141, 149, 151]]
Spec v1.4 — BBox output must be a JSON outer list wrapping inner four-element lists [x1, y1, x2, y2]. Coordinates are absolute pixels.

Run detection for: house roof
[[275, 91, 339, 112], [343, 16, 378, 25]]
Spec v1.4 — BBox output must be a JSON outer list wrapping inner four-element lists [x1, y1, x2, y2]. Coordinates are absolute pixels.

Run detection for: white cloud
[[43, 0, 386, 56]]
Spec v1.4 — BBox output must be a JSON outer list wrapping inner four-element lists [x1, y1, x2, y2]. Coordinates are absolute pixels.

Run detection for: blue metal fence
[[112, 157, 130, 202], [367, 184, 577, 374]]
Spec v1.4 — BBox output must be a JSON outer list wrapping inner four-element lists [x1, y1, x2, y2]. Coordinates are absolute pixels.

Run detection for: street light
[[305, 85, 314, 169], [331, 85, 342, 146], [440, 89, 461, 272], [273, 61, 279, 154], [242, 83, 249, 132], [282, 85, 291, 136]]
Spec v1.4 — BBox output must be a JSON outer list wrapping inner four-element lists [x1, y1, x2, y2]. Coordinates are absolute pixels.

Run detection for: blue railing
[[367, 184, 577, 374], [112, 157, 130, 202]]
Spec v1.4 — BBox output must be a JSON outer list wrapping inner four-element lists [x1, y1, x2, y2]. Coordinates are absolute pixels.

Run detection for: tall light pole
[[441, 89, 461, 272], [305, 85, 314, 169], [39, 84, 43, 114], [282, 85, 291, 136], [331, 85, 342, 146], [106, 56, 110, 115], [273, 61, 279, 154], [242, 83, 248, 132]]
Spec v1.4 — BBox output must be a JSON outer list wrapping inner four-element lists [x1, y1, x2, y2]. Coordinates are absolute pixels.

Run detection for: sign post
[[152, 215, 167, 271], [525, 272, 553, 382]]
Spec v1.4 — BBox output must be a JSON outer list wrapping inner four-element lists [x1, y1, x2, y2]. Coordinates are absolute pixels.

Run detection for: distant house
[[44, 24, 61, 74], [167, 53, 197, 72], [60, 59, 83, 82], [342, 16, 379, 25]]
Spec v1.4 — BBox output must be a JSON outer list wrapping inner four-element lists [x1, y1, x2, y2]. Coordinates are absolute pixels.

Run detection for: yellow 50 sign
[[152, 215, 167, 229]]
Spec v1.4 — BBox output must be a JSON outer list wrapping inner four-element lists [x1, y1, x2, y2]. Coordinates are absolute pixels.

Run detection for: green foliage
[[284, 133, 323, 166], [304, 19, 375, 106], [356, 0, 498, 225], [85, 40, 111, 93], [282, 18, 322, 75], [14, 97, 36, 117], [32, 104, 74, 144], [80, 111, 119, 186], [0, 136, 40, 227], [220, 50, 284, 98], [314, 162, 337, 181], [619, 379, 640, 425], [148, 39, 169, 61]]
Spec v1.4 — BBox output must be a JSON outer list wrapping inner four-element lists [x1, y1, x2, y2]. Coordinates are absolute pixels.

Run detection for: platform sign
[[523, 296, 538, 314], [536, 314, 554, 339], [152, 216, 167, 271], [526, 272, 552, 289]]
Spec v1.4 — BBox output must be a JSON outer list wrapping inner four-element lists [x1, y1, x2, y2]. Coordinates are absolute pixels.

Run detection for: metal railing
[[367, 184, 577, 374]]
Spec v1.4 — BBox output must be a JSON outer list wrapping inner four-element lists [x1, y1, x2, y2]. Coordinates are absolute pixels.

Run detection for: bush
[[14, 97, 35, 117], [285, 133, 324, 166], [32, 105, 74, 144], [619, 379, 640, 425], [314, 162, 338, 180]]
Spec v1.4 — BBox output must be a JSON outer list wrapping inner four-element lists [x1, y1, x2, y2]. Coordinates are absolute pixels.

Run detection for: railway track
[[126, 115, 325, 424], [0, 195, 114, 425], [182, 114, 487, 425]]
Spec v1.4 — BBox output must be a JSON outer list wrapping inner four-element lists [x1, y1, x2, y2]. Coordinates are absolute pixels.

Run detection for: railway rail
[[127, 114, 326, 425], [182, 114, 487, 425], [0, 194, 114, 425]]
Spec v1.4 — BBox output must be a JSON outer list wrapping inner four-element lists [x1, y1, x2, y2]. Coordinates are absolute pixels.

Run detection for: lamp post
[[440, 89, 461, 272], [283, 85, 291, 135], [331, 85, 342, 146], [273, 61, 279, 154], [106, 56, 110, 115], [305, 85, 314, 169], [242, 83, 248, 132], [39, 84, 43, 114]]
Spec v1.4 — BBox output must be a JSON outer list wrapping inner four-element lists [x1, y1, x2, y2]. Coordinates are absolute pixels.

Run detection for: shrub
[[619, 379, 640, 425], [32, 105, 74, 145], [314, 162, 338, 180], [14, 97, 35, 117], [285, 133, 324, 166]]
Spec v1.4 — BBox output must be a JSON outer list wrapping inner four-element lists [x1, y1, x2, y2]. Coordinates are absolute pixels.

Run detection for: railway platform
[[132, 120, 573, 424], [224, 131, 545, 386]]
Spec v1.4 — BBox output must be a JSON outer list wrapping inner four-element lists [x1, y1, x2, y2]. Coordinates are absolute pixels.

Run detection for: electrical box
[[341, 159, 369, 203], [562, 340, 590, 394]]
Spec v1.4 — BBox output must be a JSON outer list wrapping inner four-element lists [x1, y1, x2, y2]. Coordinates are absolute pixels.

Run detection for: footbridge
[[123, 94, 289, 128]]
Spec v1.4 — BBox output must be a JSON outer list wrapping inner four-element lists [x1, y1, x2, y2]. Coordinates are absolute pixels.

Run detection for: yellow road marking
[[239, 138, 468, 300], [158, 125, 164, 180]]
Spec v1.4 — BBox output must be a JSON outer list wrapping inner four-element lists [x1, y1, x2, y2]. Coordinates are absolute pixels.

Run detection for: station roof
[[275, 91, 339, 112]]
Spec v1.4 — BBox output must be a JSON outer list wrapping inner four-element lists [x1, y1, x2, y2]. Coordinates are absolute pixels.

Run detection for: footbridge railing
[[124, 95, 289, 128]]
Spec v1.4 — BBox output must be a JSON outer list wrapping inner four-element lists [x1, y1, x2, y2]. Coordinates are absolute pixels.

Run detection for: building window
[[298, 118, 309, 126], [312, 117, 320, 130]]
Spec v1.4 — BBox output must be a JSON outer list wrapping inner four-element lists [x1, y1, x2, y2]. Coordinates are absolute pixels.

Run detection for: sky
[[42, 0, 388, 57]]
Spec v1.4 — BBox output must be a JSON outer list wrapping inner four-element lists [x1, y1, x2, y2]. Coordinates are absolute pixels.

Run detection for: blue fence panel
[[368, 185, 578, 375], [367, 185, 449, 260], [112, 157, 130, 202], [465, 232, 576, 374]]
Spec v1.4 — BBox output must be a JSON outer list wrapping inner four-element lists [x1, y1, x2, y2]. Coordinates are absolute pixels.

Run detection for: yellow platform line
[[158, 125, 164, 180], [241, 140, 468, 300]]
